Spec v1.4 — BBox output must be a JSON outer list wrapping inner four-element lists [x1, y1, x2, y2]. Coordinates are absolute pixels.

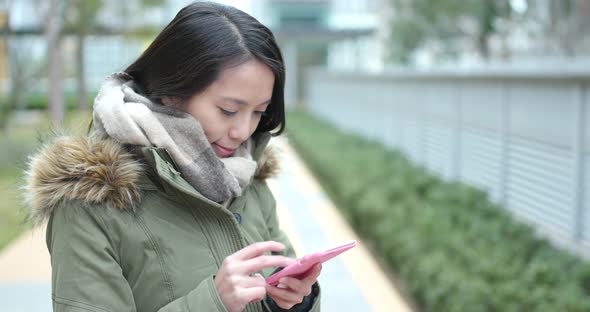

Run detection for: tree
[[0, 1, 11, 132], [388, 0, 511, 64], [1, 0, 48, 133], [45, 0, 64, 126], [64, 0, 103, 111], [63, 0, 164, 111], [539, 0, 590, 56]]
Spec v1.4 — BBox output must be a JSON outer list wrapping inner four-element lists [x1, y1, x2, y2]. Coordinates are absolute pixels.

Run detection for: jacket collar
[[139, 132, 274, 208], [23, 132, 279, 224]]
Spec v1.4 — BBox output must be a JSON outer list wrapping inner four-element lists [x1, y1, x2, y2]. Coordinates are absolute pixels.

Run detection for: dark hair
[[125, 1, 285, 135]]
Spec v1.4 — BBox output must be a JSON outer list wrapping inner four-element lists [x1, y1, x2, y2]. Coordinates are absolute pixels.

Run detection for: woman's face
[[178, 59, 274, 158]]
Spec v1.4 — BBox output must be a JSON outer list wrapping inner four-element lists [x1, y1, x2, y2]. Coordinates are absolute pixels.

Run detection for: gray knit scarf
[[92, 72, 257, 203]]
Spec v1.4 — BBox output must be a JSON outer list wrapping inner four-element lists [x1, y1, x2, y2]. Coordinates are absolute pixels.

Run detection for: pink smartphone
[[265, 240, 357, 286]]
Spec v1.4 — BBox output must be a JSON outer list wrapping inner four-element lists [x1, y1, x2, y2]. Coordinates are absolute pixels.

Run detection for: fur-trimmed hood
[[23, 134, 280, 225]]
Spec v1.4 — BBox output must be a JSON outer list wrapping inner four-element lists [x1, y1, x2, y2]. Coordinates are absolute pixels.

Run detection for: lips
[[212, 143, 235, 157]]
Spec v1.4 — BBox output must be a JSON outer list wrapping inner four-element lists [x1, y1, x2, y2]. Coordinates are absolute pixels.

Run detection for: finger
[[241, 255, 295, 274], [239, 286, 267, 304], [278, 277, 310, 296], [249, 273, 267, 288], [232, 241, 285, 261], [237, 273, 267, 289], [272, 297, 296, 310], [266, 283, 303, 303], [301, 263, 322, 283]]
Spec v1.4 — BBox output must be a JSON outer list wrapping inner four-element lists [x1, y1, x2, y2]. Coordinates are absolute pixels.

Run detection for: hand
[[214, 241, 295, 312], [265, 263, 322, 310]]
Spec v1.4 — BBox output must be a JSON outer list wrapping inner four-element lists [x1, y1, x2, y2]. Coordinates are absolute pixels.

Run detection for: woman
[[23, 2, 321, 311]]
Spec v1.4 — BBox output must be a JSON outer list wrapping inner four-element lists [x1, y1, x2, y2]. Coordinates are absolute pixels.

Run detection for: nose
[[229, 116, 253, 142]]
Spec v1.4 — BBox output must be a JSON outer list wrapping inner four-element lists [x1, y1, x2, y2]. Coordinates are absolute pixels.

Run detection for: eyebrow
[[221, 96, 271, 106]]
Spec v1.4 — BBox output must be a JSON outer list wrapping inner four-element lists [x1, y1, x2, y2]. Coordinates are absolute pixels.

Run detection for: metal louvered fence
[[304, 68, 590, 259]]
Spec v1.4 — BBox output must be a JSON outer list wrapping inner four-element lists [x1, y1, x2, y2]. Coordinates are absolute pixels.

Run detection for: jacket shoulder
[[254, 144, 281, 181], [23, 133, 281, 225], [23, 135, 144, 225]]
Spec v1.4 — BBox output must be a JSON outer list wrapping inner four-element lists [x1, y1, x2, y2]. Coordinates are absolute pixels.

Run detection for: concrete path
[[0, 227, 51, 311], [0, 139, 412, 312]]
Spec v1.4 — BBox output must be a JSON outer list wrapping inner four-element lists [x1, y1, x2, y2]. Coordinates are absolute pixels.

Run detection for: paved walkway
[[0, 139, 412, 312]]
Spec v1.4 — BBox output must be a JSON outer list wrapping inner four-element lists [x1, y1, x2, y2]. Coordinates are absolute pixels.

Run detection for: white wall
[[305, 67, 590, 259]]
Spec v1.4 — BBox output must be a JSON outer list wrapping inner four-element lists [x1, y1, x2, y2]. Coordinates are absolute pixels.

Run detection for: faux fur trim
[[255, 144, 281, 181], [23, 134, 280, 224], [23, 135, 143, 225]]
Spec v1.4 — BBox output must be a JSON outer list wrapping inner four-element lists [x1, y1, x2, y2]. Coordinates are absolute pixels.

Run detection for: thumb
[[253, 273, 266, 285], [249, 274, 267, 303]]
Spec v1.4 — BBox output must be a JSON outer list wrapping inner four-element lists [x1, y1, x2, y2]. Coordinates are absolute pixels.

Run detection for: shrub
[[286, 110, 590, 311]]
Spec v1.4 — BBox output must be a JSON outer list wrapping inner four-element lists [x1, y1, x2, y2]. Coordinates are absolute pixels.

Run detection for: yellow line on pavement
[[267, 179, 305, 257], [278, 138, 413, 312], [0, 226, 51, 282]]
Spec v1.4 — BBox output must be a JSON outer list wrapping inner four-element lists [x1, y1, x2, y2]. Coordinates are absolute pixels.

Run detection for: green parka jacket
[[23, 132, 320, 312]]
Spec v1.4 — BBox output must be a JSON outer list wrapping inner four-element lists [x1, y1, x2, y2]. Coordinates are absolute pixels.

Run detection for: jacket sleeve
[[47, 200, 228, 312], [257, 181, 321, 312]]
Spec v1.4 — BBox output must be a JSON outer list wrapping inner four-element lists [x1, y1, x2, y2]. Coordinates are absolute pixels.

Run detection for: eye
[[219, 108, 236, 116], [254, 111, 267, 117]]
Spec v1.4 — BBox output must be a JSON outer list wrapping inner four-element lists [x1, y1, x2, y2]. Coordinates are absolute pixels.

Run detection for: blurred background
[[1, 0, 590, 311]]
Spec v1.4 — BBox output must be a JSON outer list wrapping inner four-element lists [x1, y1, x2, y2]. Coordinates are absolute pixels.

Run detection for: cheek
[[200, 121, 223, 143], [250, 115, 263, 133], [189, 110, 220, 142]]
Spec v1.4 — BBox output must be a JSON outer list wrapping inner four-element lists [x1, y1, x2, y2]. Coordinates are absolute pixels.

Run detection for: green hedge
[[286, 111, 590, 311]]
